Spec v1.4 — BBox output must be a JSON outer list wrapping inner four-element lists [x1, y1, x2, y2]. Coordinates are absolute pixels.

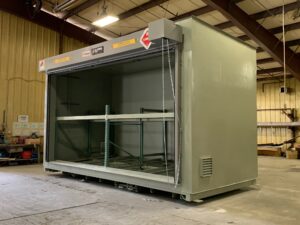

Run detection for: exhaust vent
[[200, 157, 213, 177]]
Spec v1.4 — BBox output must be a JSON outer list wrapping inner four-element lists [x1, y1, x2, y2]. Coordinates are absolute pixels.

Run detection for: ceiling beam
[[118, 0, 169, 20], [0, 0, 105, 45], [257, 75, 293, 81], [170, 0, 244, 21], [257, 67, 285, 75], [62, 0, 100, 20], [239, 22, 300, 41], [216, 1, 300, 30], [257, 53, 300, 65], [64, 0, 171, 24], [257, 57, 277, 65], [171, 5, 214, 21], [203, 0, 300, 80], [257, 38, 300, 53], [241, 20, 300, 66], [116, 0, 245, 22], [167, 0, 300, 67]]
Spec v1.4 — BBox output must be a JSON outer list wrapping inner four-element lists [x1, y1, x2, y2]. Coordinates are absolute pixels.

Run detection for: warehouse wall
[[0, 10, 86, 132], [257, 78, 300, 145]]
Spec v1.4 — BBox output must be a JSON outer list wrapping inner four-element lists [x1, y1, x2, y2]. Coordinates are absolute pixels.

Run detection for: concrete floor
[[0, 156, 299, 225]]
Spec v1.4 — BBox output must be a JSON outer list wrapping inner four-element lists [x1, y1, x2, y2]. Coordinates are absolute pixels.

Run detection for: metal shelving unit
[[0, 144, 42, 166], [57, 105, 174, 170]]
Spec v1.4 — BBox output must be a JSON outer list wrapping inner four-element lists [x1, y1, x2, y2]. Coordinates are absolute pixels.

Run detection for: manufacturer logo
[[91, 46, 104, 55], [81, 50, 91, 57]]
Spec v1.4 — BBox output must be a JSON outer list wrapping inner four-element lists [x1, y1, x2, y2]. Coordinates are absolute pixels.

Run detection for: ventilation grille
[[200, 157, 213, 177]]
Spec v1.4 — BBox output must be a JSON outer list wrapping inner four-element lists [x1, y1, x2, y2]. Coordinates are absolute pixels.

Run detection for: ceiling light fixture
[[92, 15, 119, 27]]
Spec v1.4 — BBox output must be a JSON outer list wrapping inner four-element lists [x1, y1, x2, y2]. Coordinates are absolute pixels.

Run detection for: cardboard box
[[257, 147, 281, 157], [286, 150, 298, 159], [7, 147, 23, 153], [294, 144, 300, 159], [296, 149, 300, 159], [25, 138, 41, 145]]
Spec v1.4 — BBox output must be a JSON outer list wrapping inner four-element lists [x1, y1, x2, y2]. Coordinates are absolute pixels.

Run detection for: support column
[[139, 108, 144, 169], [104, 105, 110, 167]]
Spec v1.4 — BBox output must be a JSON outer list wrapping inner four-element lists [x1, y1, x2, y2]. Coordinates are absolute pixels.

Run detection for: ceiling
[[41, 0, 300, 80]]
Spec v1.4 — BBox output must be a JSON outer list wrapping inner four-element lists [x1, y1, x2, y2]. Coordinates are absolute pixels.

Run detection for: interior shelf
[[57, 112, 175, 122], [257, 122, 300, 127]]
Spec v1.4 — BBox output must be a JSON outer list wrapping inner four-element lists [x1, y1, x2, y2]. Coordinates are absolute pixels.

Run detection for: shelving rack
[[0, 144, 42, 166]]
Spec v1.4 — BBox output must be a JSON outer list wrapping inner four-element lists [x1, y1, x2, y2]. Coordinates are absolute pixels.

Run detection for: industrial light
[[92, 16, 119, 27]]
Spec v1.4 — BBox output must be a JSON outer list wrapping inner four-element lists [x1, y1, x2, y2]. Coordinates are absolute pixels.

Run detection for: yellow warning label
[[112, 38, 136, 49], [54, 56, 71, 64]]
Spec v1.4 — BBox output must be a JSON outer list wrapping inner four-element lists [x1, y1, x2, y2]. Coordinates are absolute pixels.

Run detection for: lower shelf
[[0, 158, 39, 166], [0, 158, 37, 162], [76, 157, 175, 177]]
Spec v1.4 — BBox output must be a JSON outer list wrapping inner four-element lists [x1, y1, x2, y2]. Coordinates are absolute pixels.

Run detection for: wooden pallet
[[257, 147, 281, 157]]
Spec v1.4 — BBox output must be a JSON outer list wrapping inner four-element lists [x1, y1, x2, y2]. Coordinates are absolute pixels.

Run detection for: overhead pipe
[[53, 0, 77, 13]]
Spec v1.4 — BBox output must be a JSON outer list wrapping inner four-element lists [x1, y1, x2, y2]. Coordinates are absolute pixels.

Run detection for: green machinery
[[40, 17, 257, 202]]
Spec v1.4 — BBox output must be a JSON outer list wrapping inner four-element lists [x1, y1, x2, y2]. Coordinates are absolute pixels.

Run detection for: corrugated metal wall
[[257, 78, 300, 145], [0, 10, 86, 132]]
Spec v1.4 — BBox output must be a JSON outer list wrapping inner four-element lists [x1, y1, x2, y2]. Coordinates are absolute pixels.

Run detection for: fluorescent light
[[92, 16, 119, 27]]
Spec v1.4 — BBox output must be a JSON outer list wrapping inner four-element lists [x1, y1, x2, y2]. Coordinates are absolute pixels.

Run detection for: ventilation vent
[[200, 157, 213, 177]]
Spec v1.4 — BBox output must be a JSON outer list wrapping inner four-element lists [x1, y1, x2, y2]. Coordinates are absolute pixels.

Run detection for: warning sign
[[140, 28, 152, 49], [39, 59, 45, 72]]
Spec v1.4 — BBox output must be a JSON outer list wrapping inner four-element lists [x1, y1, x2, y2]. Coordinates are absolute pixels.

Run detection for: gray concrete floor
[[0, 156, 299, 225]]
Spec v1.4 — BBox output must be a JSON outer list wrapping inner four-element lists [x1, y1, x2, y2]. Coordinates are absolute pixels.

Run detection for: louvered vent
[[200, 157, 213, 177]]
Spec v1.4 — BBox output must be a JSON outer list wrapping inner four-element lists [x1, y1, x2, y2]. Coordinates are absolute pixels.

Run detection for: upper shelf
[[57, 112, 175, 122]]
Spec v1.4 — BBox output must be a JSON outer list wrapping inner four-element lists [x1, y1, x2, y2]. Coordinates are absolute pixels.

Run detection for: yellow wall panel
[[0, 10, 86, 133]]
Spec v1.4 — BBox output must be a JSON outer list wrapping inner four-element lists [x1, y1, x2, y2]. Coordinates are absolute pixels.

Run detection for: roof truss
[[203, 0, 300, 80]]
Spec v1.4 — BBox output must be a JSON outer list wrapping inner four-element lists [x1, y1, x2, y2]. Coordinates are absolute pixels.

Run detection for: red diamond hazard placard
[[140, 28, 152, 49]]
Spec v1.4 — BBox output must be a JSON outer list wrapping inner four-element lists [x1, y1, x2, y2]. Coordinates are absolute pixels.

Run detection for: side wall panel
[[179, 18, 257, 193]]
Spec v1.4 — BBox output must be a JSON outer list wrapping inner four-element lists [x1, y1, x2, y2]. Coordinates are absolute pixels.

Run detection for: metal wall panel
[[0, 10, 85, 132], [177, 17, 257, 196], [257, 78, 299, 145]]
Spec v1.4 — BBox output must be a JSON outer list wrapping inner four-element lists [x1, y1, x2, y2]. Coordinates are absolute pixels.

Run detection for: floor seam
[[0, 201, 103, 222]]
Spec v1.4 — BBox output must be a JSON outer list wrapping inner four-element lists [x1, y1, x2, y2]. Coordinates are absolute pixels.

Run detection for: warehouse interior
[[0, 0, 300, 225]]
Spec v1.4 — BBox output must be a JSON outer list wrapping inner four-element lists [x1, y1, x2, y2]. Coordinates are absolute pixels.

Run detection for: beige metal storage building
[[40, 18, 257, 201]]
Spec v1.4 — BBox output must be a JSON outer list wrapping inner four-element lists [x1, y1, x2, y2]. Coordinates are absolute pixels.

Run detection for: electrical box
[[280, 86, 291, 93], [40, 17, 257, 202]]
